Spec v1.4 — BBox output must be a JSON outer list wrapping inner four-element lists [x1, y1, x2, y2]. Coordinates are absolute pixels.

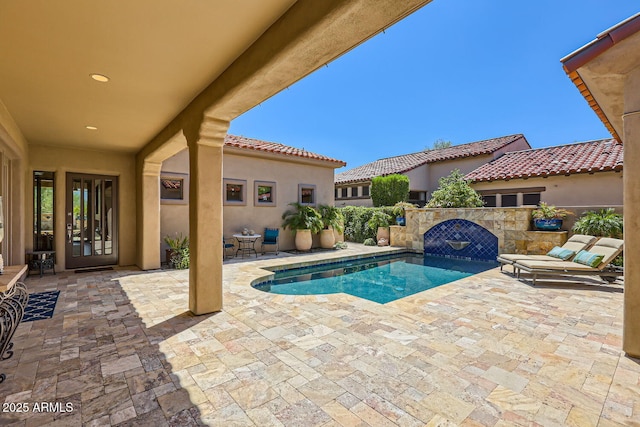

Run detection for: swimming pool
[[253, 252, 498, 304]]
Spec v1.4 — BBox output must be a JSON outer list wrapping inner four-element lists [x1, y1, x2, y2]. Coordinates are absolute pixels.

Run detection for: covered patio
[[2, 246, 637, 425]]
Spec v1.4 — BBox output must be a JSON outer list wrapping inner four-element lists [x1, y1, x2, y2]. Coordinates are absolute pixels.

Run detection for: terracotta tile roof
[[334, 134, 526, 184], [224, 134, 346, 167], [465, 138, 623, 182]]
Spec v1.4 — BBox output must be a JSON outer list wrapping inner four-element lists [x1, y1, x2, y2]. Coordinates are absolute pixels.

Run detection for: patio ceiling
[[0, 1, 434, 154], [0, 1, 296, 152]]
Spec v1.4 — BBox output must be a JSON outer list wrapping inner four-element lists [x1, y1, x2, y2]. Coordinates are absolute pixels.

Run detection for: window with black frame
[[33, 171, 55, 251], [299, 184, 316, 205], [482, 194, 497, 207], [501, 194, 518, 207]]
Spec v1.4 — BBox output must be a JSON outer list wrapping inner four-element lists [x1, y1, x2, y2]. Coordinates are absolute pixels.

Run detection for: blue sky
[[229, 1, 638, 172]]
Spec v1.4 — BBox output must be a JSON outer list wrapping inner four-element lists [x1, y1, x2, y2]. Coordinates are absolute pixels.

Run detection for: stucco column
[[185, 116, 229, 315], [139, 160, 162, 270], [623, 66, 640, 357]]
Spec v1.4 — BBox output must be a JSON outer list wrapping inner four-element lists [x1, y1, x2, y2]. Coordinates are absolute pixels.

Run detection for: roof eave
[[561, 13, 640, 143], [224, 145, 346, 168]]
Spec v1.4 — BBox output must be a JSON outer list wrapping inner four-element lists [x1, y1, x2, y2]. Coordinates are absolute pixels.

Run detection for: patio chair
[[261, 228, 279, 255], [497, 234, 597, 273], [512, 237, 623, 285], [223, 237, 235, 259]]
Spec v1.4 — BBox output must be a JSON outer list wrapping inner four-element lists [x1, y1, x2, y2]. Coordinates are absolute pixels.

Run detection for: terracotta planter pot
[[320, 229, 335, 249], [376, 226, 390, 245], [166, 249, 176, 267], [295, 229, 313, 251], [533, 218, 563, 231]]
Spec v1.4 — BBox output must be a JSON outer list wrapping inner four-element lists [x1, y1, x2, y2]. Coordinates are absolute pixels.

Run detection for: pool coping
[[227, 245, 408, 290]]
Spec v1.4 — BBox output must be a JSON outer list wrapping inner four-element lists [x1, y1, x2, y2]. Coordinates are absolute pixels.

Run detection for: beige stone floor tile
[[0, 245, 638, 425]]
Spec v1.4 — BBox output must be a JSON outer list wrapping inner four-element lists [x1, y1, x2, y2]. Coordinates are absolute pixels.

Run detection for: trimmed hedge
[[371, 174, 409, 207], [339, 206, 394, 243]]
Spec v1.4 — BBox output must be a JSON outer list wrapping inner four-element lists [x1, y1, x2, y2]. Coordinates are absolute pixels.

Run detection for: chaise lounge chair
[[512, 237, 623, 285], [497, 234, 597, 273]]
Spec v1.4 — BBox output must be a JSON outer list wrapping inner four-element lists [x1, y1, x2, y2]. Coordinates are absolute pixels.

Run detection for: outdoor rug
[[22, 290, 60, 322]]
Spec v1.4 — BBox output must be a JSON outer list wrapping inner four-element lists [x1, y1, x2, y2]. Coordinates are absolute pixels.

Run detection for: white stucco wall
[[471, 171, 623, 207], [29, 145, 138, 269], [0, 99, 28, 265], [161, 148, 340, 255], [404, 164, 429, 191], [428, 155, 495, 194], [160, 150, 190, 258]]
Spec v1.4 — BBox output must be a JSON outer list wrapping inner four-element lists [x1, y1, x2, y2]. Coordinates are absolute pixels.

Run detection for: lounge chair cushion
[[515, 259, 600, 271], [573, 250, 605, 268], [547, 246, 575, 261]]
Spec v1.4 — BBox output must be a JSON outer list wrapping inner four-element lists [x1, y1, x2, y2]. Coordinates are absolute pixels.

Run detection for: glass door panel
[[94, 179, 102, 256], [72, 178, 81, 257], [105, 179, 113, 255], [66, 173, 118, 269], [33, 171, 55, 251], [83, 179, 92, 256]]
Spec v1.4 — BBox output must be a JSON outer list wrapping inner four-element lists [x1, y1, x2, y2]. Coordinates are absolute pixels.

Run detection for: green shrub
[[334, 241, 348, 250], [370, 174, 409, 207], [367, 210, 392, 232], [363, 238, 376, 246], [171, 247, 190, 270], [573, 208, 624, 267], [572, 208, 623, 239], [164, 233, 189, 251], [426, 169, 483, 208], [339, 206, 395, 243], [164, 233, 190, 269]]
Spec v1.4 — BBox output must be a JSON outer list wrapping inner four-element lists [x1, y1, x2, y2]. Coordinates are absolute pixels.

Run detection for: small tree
[[425, 139, 452, 150], [370, 174, 409, 207], [426, 169, 483, 208]]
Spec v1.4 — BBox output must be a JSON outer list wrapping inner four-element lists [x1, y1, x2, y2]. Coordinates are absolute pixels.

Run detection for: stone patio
[[1, 244, 638, 426]]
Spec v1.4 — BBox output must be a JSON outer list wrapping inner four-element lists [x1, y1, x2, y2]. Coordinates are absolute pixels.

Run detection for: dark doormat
[[22, 290, 60, 322], [74, 267, 114, 274]]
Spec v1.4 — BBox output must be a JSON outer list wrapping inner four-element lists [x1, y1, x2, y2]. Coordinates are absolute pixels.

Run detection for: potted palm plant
[[317, 205, 345, 249], [281, 202, 323, 251], [367, 210, 392, 245], [531, 202, 573, 231]]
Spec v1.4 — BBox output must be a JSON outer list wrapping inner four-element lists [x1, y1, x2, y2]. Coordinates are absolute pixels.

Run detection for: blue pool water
[[253, 253, 498, 304]]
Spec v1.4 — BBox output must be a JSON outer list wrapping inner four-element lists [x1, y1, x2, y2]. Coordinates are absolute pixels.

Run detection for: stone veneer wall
[[390, 207, 567, 255]]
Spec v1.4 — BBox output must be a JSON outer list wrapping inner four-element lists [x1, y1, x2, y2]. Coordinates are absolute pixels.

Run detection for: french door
[[65, 173, 118, 269]]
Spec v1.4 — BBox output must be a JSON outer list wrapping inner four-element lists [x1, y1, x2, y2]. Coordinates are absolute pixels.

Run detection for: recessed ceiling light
[[85, 126, 98, 130], [90, 73, 110, 82]]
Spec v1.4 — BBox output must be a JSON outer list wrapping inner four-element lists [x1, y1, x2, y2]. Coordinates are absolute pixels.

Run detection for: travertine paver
[[0, 244, 638, 426]]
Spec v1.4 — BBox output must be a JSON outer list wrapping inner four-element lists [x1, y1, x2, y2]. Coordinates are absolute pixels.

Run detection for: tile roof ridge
[[465, 136, 623, 183], [425, 133, 524, 151], [374, 133, 525, 161], [494, 137, 618, 157], [224, 134, 346, 166]]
